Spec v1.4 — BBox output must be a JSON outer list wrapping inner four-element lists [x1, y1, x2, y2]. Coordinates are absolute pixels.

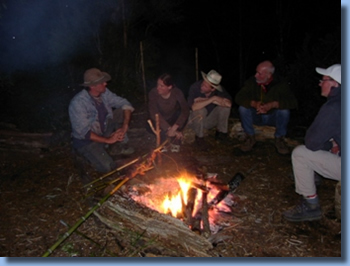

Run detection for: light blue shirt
[[68, 88, 134, 140]]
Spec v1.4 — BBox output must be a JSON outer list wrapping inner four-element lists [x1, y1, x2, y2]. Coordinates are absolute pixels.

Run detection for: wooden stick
[[185, 187, 197, 226], [140, 41, 147, 103], [201, 191, 211, 238], [42, 149, 158, 257], [83, 158, 139, 188], [195, 47, 198, 81], [147, 115, 161, 148], [155, 114, 160, 147]]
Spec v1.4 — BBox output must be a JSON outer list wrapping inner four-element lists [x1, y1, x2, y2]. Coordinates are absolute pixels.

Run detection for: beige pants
[[188, 106, 231, 137], [292, 145, 341, 197]]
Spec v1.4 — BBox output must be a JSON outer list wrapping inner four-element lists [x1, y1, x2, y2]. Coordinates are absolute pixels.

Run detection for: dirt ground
[[0, 105, 341, 257]]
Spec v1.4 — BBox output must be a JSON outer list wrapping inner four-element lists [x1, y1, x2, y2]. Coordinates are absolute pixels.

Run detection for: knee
[[97, 161, 116, 173], [191, 109, 207, 121], [238, 106, 250, 115], [217, 106, 231, 115], [276, 109, 290, 118], [292, 145, 306, 160]]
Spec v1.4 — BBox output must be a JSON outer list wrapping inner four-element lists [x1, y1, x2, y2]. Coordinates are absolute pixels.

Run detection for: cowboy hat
[[80, 68, 111, 87], [201, 70, 223, 92]]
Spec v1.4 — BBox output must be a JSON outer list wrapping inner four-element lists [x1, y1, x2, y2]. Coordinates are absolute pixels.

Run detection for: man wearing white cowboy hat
[[187, 69, 232, 150], [283, 64, 341, 222], [69, 68, 134, 174]]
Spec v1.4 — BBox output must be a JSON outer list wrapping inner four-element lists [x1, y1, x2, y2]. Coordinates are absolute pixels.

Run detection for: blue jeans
[[76, 109, 128, 173], [238, 106, 290, 138]]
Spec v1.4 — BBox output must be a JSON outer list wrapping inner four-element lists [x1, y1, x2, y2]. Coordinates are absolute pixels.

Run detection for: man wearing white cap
[[69, 68, 134, 174], [283, 64, 341, 222], [187, 70, 232, 150]]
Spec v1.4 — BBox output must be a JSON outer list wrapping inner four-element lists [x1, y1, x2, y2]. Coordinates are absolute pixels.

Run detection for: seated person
[[148, 73, 190, 152], [235, 60, 297, 154], [69, 68, 134, 173], [187, 70, 232, 150], [283, 64, 341, 222]]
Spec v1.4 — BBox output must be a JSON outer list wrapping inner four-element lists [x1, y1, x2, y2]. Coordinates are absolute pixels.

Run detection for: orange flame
[[160, 177, 192, 217]]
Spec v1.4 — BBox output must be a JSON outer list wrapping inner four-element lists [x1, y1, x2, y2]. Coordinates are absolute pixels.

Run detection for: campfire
[[130, 172, 244, 236]]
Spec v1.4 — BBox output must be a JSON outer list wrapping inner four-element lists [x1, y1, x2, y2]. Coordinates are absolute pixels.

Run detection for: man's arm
[[90, 109, 132, 144], [120, 109, 132, 133], [192, 96, 231, 111]]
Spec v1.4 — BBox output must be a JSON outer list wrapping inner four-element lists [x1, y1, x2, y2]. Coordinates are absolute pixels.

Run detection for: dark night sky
[[0, 0, 341, 88]]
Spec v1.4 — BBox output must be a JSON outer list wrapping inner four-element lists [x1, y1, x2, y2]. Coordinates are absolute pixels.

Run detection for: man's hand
[[255, 101, 279, 114], [330, 138, 340, 155], [167, 124, 179, 137], [174, 131, 183, 140], [212, 96, 232, 107]]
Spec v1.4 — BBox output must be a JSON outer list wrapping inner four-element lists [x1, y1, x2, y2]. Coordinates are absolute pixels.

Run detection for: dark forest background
[[0, 0, 342, 133]]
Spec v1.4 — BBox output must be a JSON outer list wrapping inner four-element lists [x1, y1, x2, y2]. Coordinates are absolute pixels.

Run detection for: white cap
[[316, 64, 341, 84]]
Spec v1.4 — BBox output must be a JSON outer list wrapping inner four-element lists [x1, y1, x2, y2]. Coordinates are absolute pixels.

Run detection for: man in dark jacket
[[235, 60, 297, 154], [283, 64, 341, 222]]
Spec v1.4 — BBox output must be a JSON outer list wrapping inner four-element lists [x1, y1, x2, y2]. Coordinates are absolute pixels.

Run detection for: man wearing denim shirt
[[69, 68, 134, 173]]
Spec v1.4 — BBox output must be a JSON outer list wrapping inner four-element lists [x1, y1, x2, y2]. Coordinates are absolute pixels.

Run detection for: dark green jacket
[[235, 76, 298, 110]]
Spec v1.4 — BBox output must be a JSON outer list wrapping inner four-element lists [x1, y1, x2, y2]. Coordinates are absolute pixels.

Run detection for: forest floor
[[0, 105, 341, 258]]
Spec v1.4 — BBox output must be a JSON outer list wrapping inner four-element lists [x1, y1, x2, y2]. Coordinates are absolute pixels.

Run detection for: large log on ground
[[93, 193, 213, 257], [0, 130, 52, 153]]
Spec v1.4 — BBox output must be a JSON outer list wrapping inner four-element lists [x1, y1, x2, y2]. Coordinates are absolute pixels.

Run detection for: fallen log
[[94, 193, 213, 257], [0, 130, 52, 153]]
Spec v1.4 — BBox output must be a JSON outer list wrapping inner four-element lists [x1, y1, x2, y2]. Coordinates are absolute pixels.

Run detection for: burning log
[[189, 189, 210, 237], [207, 172, 245, 208], [184, 187, 197, 226], [186, 172, 245, 237], [201, 191, 210, 238]]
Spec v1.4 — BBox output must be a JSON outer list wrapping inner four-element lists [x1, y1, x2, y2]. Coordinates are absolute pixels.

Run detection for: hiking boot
[[215, 131, 228, 142], [239, 135, 256, 152], [195, 136, 210, 151], [283, 198, 322, 222], [275, 137, 289, 155], [120, 146, 135, 155], [109, 143, 135, 156]]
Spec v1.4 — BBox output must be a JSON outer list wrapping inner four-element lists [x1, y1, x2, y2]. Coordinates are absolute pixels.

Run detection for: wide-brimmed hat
[[316, 64, 341, 84], [80, 68, 111, 87], [201, 70, 223, 92]]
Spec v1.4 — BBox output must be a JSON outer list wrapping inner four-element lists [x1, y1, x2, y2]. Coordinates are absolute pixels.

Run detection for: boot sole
[[283, 215, 322, 222]]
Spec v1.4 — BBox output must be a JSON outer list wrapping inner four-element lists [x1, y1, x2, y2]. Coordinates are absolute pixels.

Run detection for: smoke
[[0, 0, 118, 73]]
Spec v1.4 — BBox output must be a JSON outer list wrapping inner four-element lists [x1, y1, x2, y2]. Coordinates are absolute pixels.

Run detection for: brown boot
[[239, 134, 256, 152], [275, 137, 289, 155]]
